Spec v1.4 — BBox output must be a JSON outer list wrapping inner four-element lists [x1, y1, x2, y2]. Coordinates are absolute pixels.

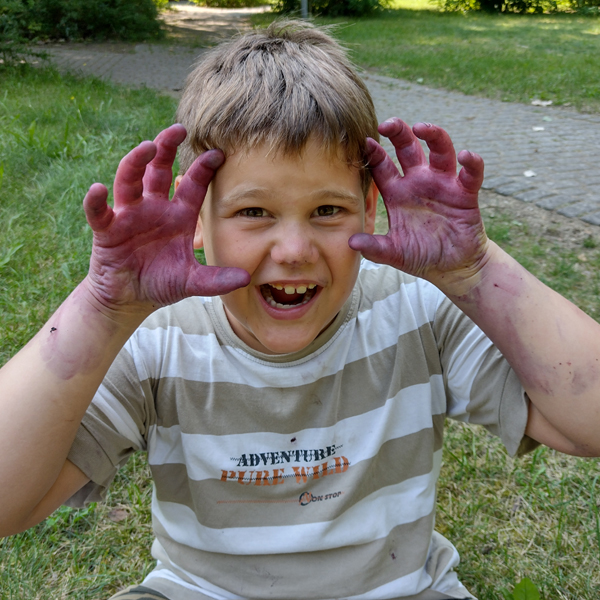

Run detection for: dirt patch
[[478, 189, 599, 252]]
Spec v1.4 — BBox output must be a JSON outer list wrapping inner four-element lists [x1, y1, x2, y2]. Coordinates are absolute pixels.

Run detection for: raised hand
[[349, 118, 488, 287], [83, 124, 250, 315]]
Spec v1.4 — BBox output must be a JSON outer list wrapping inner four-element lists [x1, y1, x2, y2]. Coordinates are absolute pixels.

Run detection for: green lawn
[[253, 3, 600, 112], [0, 65, 599, 599]]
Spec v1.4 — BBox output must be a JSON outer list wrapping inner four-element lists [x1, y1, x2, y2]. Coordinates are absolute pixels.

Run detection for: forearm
[[0, 279, 146, 530], [438, 241, 600, 455]]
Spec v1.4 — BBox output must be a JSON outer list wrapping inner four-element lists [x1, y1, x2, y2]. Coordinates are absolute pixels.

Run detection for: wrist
[[430, 239, 503, 300], [79, 275, 156, 330]]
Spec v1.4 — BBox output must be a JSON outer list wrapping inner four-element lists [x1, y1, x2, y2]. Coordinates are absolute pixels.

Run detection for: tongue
[[271, 288, 304, 304]]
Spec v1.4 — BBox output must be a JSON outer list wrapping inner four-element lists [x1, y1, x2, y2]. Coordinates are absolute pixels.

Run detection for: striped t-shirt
[[67, 260, 529, 600]]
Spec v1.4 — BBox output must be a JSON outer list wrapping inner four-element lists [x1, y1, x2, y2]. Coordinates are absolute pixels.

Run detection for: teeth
[[265, 295, 313, 309], [262, 284, 318, 309], [271, 283, 315, 294]]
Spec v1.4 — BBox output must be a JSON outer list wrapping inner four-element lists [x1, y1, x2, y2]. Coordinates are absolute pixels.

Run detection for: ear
[[193, 216, 204, 250], [176, 175, 205, 249], [364, 181, 379, 235]]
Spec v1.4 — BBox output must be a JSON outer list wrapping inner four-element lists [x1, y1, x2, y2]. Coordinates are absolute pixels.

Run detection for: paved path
[[42, 4, 600, 226]]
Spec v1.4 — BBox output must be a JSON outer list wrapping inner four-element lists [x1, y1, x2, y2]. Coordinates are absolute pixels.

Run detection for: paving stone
[[536, 196, 574, 210], [495, 181, 537, 196], [557, 201, 600, 218], [481, 177, 515, 190], [513, 189, 558, 203], [582, 212, 600, 226]]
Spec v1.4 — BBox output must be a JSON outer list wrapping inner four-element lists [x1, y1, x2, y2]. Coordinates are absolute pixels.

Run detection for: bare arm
[[0, 125, 250, 537], [350, 118, 600, 456]]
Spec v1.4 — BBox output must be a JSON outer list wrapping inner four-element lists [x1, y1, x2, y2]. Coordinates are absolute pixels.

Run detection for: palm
[[83, 125, 249, 313], [350, 119, 487, 283]]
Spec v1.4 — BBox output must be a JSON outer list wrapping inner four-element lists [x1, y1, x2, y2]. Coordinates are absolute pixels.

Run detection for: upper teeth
[[271, 284, 316, 294]]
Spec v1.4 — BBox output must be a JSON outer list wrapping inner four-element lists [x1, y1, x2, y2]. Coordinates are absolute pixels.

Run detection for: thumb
[[184, 265, 251, 298], [349, 233, 400, 267]]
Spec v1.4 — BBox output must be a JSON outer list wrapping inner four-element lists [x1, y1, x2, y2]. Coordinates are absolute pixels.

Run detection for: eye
[[239, 207, 268, 218], [313, 205, 341, 217]]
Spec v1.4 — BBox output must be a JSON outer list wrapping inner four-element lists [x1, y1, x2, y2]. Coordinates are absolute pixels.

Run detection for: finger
[[412, 122, 456, 174], [185, 264, 251, 297], [113, 141, 157, 209], [378, 117, 427, 172], [348, 233, 400, 268], [142, 124, 187, 201], [366, 138, 402, 208], [173, 149, 225, 213], [83, 183, 114, 232], [457, 150, 485, 193]]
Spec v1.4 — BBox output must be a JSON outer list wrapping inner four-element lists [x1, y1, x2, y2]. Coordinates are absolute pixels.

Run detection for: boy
[[1, 21, 599, 600]]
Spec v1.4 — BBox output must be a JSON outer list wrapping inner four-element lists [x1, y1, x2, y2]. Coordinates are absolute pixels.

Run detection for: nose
[[270, 221, 319, 266]]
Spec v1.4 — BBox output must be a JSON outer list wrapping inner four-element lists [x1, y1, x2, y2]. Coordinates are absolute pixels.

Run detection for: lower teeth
[[267, 296, 311, 309]]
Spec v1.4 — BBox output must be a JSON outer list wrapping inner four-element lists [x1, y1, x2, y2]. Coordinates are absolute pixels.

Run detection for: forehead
[[207, 141, 364, 205]]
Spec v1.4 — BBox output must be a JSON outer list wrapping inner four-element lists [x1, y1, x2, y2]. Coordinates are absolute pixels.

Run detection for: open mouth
[[260, 283, 318, 310]]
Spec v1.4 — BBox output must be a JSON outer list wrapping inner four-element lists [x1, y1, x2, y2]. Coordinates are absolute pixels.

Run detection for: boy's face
[[192, 140, 378, 355]]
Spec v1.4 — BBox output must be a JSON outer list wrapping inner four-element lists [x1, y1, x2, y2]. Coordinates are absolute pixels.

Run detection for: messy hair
[[176, 20, 379, 196]]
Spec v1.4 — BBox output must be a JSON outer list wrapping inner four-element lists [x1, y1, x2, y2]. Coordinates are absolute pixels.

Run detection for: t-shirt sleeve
[[433, 295, 539, 457], [65, 340, 155, 507]]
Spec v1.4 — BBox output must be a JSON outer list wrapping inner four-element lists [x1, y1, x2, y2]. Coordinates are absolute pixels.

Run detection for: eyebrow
[[309, 189, 362, 206], [218, 187, 362, 208]]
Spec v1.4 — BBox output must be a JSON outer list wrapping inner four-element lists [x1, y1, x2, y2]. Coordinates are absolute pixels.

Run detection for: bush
[[569, 0, 600, 12], [439, 0, 600, 12], [0, 0, 43, 65], [0, 0, 165, 43], [191, 0, 268, 7], [438, 0, 556, 12], [274, 0, 385, 16]]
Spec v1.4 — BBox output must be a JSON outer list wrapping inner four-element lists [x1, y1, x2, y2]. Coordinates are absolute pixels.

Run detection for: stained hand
[[349, 118, 488, 286], [83, 124, 250, 314]]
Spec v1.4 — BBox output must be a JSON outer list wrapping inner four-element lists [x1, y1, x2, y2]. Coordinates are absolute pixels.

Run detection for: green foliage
[[438, 0, 600, 13], [570, 0, 600, 13], [273, 0, 386, 17], [0, 0, 165, 43], [191, 0, 268, 7], [438, 0, 556, 13], [501, 578, 541, 600], [0, 0, 41, 65]]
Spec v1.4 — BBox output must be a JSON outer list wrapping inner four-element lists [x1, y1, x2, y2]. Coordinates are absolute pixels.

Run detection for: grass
[[252, 2, 600, 113], [0, 66, 599, 599]]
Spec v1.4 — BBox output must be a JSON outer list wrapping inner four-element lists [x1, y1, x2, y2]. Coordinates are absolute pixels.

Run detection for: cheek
[[211, 228, 263, 269]]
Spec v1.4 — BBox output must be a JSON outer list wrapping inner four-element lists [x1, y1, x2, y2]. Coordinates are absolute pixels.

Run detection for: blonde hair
[[176, 20, 379, 196]]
